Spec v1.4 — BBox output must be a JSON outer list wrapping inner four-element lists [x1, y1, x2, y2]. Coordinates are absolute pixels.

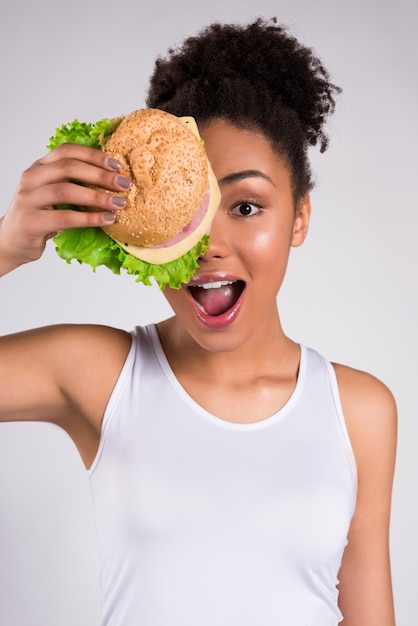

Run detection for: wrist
[[0, 216, 24, 276]]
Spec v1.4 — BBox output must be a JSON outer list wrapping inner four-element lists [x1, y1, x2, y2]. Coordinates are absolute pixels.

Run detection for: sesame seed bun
[[101, 108, 210, 249]]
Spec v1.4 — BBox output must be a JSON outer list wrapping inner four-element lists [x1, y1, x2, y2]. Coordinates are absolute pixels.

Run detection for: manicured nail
[[106, 157, 121, 171], [115, 175, 131, 189], [102, 212, 116, 222], [110, 195, 126, 208]]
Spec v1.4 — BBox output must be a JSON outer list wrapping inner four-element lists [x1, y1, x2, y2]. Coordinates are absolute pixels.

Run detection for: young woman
[[0, 18, 397, 626]]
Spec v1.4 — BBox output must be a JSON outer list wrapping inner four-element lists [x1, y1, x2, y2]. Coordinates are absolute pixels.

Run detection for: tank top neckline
[[146, 324, 307, 431]]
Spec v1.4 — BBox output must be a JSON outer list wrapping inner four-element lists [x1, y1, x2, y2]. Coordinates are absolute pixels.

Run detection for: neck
[[156, 310, 301, 425], [157, 309, 297, 384]]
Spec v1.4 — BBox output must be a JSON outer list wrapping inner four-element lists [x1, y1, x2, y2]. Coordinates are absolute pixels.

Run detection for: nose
[[200, 209, 230, 261]]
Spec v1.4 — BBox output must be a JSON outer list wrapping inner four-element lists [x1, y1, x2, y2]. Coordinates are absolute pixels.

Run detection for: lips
[[187, 279, 245, 328]]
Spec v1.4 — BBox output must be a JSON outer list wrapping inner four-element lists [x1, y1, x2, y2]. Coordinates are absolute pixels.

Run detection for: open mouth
[[188, 280, 246, 317]]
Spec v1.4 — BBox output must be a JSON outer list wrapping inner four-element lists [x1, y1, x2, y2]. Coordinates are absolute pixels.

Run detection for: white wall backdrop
[[0, 0, 416, 624]]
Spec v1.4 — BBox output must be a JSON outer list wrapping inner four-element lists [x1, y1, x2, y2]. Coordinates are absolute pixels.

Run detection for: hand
[[0, 143, 131, 275]]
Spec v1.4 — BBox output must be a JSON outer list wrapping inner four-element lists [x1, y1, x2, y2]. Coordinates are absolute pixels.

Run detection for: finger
[[18, 180, 128, 213], [21, 157, 131, 194], [26, 205, 118, 238], [40, 142, 122, 171]]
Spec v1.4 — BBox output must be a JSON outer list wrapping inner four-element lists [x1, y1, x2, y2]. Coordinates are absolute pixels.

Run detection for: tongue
[[191, 283, 242, 316]]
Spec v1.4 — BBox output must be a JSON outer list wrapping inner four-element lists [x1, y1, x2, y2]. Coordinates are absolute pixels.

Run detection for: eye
[[231, 201, 261, 217]]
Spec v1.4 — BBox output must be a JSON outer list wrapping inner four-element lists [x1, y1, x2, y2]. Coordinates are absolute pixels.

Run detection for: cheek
[[246, 223, 292, 266]]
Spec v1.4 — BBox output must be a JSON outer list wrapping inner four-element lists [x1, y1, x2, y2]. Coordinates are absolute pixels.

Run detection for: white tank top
[[88, 325, 357, 626]]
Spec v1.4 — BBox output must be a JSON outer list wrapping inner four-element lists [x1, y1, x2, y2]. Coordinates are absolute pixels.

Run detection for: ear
[[291, 195, 311, 248]]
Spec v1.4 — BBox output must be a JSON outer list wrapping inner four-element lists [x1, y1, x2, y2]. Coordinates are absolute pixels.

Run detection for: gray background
[[0, 0, 416, 624]]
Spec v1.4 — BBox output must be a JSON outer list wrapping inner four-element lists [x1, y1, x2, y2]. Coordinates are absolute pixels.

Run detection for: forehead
[[200, 119, 291, 186]]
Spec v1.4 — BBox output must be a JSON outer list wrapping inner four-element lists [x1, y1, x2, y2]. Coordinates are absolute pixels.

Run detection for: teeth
[[200, 280, 235, 289]]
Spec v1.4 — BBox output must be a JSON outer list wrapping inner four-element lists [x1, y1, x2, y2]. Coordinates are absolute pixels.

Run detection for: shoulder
[[19, 323, 133, 405], [22, 322, 132, 352], [1, 322, 132, 368], [0, 323, 133, 458], [42, 323, 133, 385], [41, 325, 133, 441], [46, 322, 132, 356], [9, 322, 133, 368], [332, 362, 397, 428], [333, 362, 397, 417], [332, 362, 397, 479]]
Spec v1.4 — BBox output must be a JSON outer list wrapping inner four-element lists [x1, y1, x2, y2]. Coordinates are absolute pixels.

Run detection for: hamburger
[[48, 108, 220, 289]]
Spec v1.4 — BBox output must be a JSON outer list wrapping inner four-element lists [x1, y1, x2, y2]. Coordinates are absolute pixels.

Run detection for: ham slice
[[153, 191, 211, 248]]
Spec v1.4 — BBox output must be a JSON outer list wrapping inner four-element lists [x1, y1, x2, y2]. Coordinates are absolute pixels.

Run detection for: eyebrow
[[218, 169, 275, 187]]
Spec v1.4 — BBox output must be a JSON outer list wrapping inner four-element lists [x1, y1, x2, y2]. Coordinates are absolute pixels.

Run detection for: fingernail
[[106, 157, 121, 171], [103, 212, 116, 222], [110, 195, 126, 208], [115, 175, 131, 189]]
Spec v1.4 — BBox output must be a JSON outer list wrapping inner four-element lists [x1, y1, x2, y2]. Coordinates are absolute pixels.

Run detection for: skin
[[0, 120, 397, 625]]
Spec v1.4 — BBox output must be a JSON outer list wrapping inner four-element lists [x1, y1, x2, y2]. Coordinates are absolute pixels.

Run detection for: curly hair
[[146, 18, 341, 204]]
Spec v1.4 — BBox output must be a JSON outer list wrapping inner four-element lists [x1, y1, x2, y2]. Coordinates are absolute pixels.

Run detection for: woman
[[0, 18, 396, 626]]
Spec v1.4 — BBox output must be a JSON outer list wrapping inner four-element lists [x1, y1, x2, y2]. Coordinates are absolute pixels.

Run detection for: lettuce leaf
[[48, 117, 210, 290], [54, 228, 209, 290], [48, 117, 122, 150]]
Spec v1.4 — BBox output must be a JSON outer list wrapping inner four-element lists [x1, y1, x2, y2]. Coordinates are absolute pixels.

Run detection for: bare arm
[[0, 143, 133, 465], [0, 324, 132, 466], [335, 364, 397, 625]]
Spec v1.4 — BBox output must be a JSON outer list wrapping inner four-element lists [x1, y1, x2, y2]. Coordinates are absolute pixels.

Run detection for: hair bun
[[147, 18, 340, 152]]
